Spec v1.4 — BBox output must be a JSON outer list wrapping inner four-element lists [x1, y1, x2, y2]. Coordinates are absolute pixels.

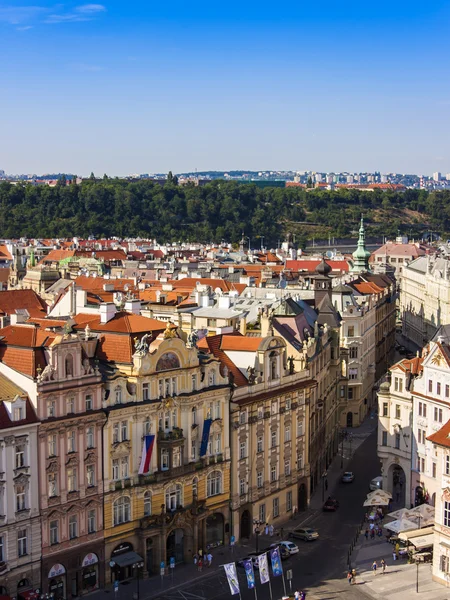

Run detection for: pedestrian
[[193, 553, 198, 565], [301, 592, 306, 600], [269, 524, 274, 537], [352, 568, 356, 584], [392, 550, 397, 561], [206, 552, 212, 567], [369, 521, 374, 531], [347, 571, 352, 585], [378, 527, 383, 538], [294, 592, 300, 600], [198, 558, 203, 572], [381, 559, 386, 574], [198, 548, 203, 559], [372, 560, 377, 575], [265, 523, 269, 536], [370, 528, 375, 540], [364, 529, 369, 541]]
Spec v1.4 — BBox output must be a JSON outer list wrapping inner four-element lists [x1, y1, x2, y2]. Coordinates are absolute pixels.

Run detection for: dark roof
[[316, 294, 341, 328]]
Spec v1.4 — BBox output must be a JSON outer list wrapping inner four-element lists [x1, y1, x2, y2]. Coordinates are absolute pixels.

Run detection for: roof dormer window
[[14, 406, 24, 421]]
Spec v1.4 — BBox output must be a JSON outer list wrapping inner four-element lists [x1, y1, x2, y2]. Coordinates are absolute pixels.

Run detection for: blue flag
[[200, 419, 212, 457], [269, 547, 283, 577], [242, 559, 255, 589]]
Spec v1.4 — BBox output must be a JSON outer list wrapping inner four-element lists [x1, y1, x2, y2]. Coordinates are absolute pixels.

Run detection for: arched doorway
[[17, 579, 31, 592], [240, 510, 251, 539], [48, 563, 66, 600], [0, 588, 7, 596], [388, 464, 406, 506], [415, 485, 425, 507], [167, 529, 184, 564], [298, 484, 307, 511], [206, 513, 224, 548], [346, 412, 353, 428]]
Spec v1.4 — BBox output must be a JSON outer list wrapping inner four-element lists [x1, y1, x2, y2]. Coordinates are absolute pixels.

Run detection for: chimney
[[124, 299, 141, 315], [240, 318, 247, 336], [100, 302, 116, 324]]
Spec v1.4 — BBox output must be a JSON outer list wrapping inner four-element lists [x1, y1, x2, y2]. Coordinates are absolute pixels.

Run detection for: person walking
[[392, 550, 397, 561], [265, 523, 269, 536], [352, 568, 356, 584], [370, 528, 375, 540], [381, 559, 386, 574], [372, 560, 377, 575], [193, 553, 198, 565], [347, 571, 352, 585], [198, 557, 203, 572], [269, 524, 274, 537], [364, 529, 369, 541], [206, 552, 213, 567], [294, 591, 300, 600]]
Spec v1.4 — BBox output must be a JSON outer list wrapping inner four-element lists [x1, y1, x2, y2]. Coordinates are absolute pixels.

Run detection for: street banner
[[258, 553, 270, 584], [269, 547, 283, 577], [223, 563, 240, 596], [242, 559, 255, 589]]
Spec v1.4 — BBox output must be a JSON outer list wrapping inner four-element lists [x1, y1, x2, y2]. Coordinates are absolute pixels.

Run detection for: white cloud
[[76, 4, 106, 14], [17, 25, 33, 31], [0, 6, 45, 25]]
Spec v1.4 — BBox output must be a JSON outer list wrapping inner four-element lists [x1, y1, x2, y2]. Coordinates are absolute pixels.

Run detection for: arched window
[[65, 354, 74, 377], [113, 496, 131, 526], [115, 386, 122, 405], [165, 484, 182, 511], [192, 406, 197, 425], [270, 352, 278, 380], [144, 418, 151, 436], [143, 492, 152, 516], [209, 370, 216, 386], [207, 471, 222, 497]]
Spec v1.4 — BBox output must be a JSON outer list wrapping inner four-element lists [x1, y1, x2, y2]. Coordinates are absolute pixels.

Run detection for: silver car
[[289, 527, 319, 541]]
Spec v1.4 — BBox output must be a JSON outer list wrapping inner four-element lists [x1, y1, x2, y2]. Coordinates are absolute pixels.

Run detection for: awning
[[399, 526, 434, 542], [410, 533, 434, 550], [112, 551, 143, 568]]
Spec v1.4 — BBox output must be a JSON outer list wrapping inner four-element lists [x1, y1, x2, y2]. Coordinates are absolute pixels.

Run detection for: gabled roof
[[0, 289, 48, 318], [316, 294, 341, 327], [427, 419, 450, 448], [72, 312, 169, 334], [390, 356, 423, 376], [198, 333, 248, 386]]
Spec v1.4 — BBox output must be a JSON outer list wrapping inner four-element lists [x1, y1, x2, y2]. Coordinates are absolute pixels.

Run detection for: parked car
[[289, 527, 319, 541], [323, 497, 339, 511], [342, 471, 354, 483], [369, 476, 383, 491], [270, 541, 299, 555]]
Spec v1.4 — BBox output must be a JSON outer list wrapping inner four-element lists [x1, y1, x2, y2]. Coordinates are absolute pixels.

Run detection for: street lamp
[[244, 236, 251, 252], [132, 561, 144, 600]]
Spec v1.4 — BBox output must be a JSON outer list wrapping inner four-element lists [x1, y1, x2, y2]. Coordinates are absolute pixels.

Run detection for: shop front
[[81, 553, 99, 593], [48, 564, 66, 600], [110, 542, 144, 582]]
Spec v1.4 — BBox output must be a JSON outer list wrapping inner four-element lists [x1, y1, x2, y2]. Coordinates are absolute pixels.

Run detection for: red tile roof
[[0, 289, 48, 318], [285, 259, 350, 273], [220, 336, 262, 352], [427, 419, 450, 447], [38, 249, 76, 264], [73, 312, 169, 334], [199, 333, 248, 386], [391, 356, 423, 375], [0, 245, 12, 260]]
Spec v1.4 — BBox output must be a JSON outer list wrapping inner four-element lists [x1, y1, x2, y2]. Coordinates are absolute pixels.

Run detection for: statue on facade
[[40, 364, 55, 382], [186, 329, 199, 349], [134, 333, 151, 355], [288, 355, 295, 375], [163, 322, 176, 339], [247, 366, 256, 385]]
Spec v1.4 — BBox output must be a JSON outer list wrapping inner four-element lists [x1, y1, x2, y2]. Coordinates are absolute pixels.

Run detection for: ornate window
[[85, 394, 93, 411], [67, 430, 76, 453], [16, 485, 26, 511], [113, 496, 131, 525], [65, 354, 74, 377], [144, 418, 151, 435], [209, 371, 216, 386], [48, 473, 58, 497], [113, 423, 119, 444], [15, 445, 25, 468], [49, 520, 59, 545], [88, 509, 96, 533], [165, 484, 182, 510], [48, 434, 57, 457], [270, 353, 278, 380], [86, 464, 95, 487], [144, 492, 152, 516], [161, 449, 169, 471], [112, 459, 119, 480], [207, 471, 222, 497], [66, 396, 75, 414], [47, 400, 56, 418], [86, 427, 94, 449], [68, 514, 78, 539], [115, 386, 122, 405], [67, 468, 77, 492], [17, 529, 27, 557]]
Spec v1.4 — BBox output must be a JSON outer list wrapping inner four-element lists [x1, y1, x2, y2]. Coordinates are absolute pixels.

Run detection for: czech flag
[[139, 435, 155, 475]]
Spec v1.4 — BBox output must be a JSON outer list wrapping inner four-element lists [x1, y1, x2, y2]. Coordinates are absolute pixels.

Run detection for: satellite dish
[[326, 250, 333, 258]]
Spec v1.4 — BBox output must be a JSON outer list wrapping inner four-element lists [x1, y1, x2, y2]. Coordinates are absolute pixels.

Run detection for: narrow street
[[141, 427, 381, 600]]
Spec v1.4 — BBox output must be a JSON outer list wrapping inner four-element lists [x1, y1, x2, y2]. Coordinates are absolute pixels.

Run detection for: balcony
[[157, 427, 185, 446], [153, 462, 196, 482]]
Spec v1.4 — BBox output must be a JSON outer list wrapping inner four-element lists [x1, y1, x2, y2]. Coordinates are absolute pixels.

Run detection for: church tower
[[351, 217, 371, 273]]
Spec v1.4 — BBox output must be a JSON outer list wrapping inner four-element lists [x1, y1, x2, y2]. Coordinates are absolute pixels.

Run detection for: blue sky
[[1, 1, 449, 176]]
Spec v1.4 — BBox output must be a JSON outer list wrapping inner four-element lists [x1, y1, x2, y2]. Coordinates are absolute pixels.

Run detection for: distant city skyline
[[1, 1, 449, 175]]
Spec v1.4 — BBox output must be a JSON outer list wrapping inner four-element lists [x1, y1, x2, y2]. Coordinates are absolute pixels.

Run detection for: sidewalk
[[351, 528, 448, 599]]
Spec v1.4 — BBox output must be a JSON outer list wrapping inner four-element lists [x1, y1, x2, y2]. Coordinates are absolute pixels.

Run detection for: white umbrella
[[384, 517, 418, 533], [387, 508, 410, 520], [364, 496, 390, 507], [407, 504, 435, 526], [367, 489, 392, 500]]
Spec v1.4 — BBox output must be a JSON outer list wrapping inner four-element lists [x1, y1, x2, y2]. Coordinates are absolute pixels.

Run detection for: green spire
[[29, 248, 36, 268], [351, 216, 371, 273]]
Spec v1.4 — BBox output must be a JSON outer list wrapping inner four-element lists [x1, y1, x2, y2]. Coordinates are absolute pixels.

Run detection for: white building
[[400, 256, 450, 348], [433, 172, 442, 182], [410, 327, 450, 509], [377, 357, 422, 506], [0, 376, 41, 596]]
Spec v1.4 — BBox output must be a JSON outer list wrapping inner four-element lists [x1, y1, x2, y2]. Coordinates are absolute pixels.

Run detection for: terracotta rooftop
[[391, 356, 423, 376], [428, 419, 450, 448], [198, 333, 248, 387], [0, 245, 12, 260], [39, 249, 76, 264], [73, 312, 170, 334], [0, 289, 48, 318], [285, 259, 350, 273]]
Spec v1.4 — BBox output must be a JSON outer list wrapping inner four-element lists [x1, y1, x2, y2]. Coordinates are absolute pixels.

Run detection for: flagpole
[[253, 586, 258, 600], [281, 570, 287, 597], [268, 579, 273, 600]]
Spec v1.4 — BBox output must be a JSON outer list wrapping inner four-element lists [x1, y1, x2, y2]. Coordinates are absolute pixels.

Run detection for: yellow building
[[76, 311, 231, 583]]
